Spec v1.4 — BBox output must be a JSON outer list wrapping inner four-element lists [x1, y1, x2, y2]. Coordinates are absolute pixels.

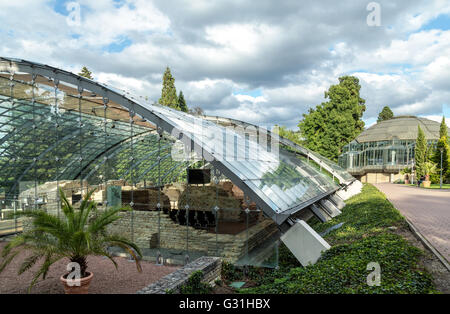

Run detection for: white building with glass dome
[[338, 116, 450, 183]]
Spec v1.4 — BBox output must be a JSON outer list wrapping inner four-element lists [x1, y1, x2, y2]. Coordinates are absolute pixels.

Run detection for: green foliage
[[439, 116, 448, 139], [244, 234, 434, 294], [260, 163, 305, 190], [0, 189, 142, 292], [415, 126, 427, 178], [377, 106, 394, 122], [400, 167, 411, 180], [431, 136, 450, 183], [274, 125, 303, 145], [298, 76, 366, 161], [422, 161, 437, 179], [240, 184, 437, 294], [78, 66, 93, 80], [178, 90, 188, 112], [159, 67, 179, 109], [221, 261, 241, 281], [220, 261, 268, 286], [179, 271, 213, 294]]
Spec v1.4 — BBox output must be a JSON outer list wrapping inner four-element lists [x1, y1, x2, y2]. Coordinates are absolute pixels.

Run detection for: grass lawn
[[407, 183, 450, 189], [221, 184, 438, 294]]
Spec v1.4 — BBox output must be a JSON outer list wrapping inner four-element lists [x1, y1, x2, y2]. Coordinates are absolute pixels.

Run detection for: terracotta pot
[[422, 180, 431, 188], [404, 180, 409, 185], [60, 272, 93, 294]]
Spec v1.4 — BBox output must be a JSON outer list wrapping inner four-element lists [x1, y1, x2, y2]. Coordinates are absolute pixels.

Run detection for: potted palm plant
[[401, 167, 412, 184], [0, 189, 142, 294], [422, 161, 437, 188]]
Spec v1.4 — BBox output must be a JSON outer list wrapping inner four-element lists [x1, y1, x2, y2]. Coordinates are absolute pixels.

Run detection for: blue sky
[[1, 0, 450, 129], [420, 13, 450, 31]]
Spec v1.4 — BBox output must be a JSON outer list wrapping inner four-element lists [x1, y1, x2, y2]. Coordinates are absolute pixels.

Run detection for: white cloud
[[1, 0, 450, 129]]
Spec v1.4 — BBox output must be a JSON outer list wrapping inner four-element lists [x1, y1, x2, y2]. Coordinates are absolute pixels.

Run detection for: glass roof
[[138, 104, 340, 216], [355, 116, 450, 143], [201, 115, 355, 183], [0, 73, 183, 198], [0, 57, 349, 225]]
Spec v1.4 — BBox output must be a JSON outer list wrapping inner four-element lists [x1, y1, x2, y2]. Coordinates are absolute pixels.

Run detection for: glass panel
[[1, 59, 355, 271]]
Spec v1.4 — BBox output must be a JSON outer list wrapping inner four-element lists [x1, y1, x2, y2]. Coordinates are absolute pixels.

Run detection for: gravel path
[[374, 183, 450, 262], [0, 242, 179, 294]]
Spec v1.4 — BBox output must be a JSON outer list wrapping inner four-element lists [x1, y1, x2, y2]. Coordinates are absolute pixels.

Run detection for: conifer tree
[[178, 91, 188, 112], [415, 125, 427, 177], [429, 117, 450, 183], [432, 136, 450, 182], [377, 106, 394, 122], [439, 116, 448, 139], [158, 67, 179, 109], [78, 66, 93, 80]]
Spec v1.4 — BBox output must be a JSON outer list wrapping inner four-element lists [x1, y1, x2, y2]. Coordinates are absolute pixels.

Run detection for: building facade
[[338, 116, 449, 183]]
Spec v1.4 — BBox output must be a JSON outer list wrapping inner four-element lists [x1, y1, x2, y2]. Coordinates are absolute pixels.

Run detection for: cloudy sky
[[1, 0, 449, 129]]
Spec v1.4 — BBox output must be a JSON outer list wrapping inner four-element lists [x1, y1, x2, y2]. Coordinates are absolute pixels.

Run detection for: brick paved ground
[[375, 183, 450, 262]]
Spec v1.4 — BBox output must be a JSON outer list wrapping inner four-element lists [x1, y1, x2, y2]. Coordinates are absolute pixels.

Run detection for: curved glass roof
[[0, 57, 350, 225], [202, 115, 355, 183], [356, 116, 450, 143]]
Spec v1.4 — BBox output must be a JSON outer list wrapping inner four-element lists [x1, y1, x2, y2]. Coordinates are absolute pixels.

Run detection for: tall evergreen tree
[[377, 106, 394, 122], [415, 125, 427, 177], [178, 91, 188, 112], [298, 76, 366, 161], [158, 67, 179, 109], [78, 66, 93, 80], [439, 116, 448, 139], [432, 136, 450, 183]]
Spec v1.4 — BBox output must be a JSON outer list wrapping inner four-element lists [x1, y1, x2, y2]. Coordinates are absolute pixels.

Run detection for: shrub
[[179, 271, 212, 294]]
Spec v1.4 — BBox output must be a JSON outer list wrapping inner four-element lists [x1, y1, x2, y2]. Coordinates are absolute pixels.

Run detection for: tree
[[158, 67, 179, 109], [431, 135, 450, 183], [78, 66, 93, 80], [439, 116, 448, 139], [377, 106, 394, 122], [415, 125, 427, 178], [298, 76, 366, 161], [274, 125, 303, 146], [178, 91, 188, 112]]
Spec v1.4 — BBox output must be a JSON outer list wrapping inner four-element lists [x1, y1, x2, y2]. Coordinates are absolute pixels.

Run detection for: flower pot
[[422, 180, 431, 188], [60, 271, 93, 294], [404, 179, 409, 185]]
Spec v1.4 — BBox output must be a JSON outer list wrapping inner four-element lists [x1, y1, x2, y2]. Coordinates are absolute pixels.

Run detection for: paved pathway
[[375, 183, 450, 262]]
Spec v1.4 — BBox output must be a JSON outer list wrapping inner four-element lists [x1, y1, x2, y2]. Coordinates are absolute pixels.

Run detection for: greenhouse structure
[[0, 57, 361, 267], [338, 117, 450, 184]]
